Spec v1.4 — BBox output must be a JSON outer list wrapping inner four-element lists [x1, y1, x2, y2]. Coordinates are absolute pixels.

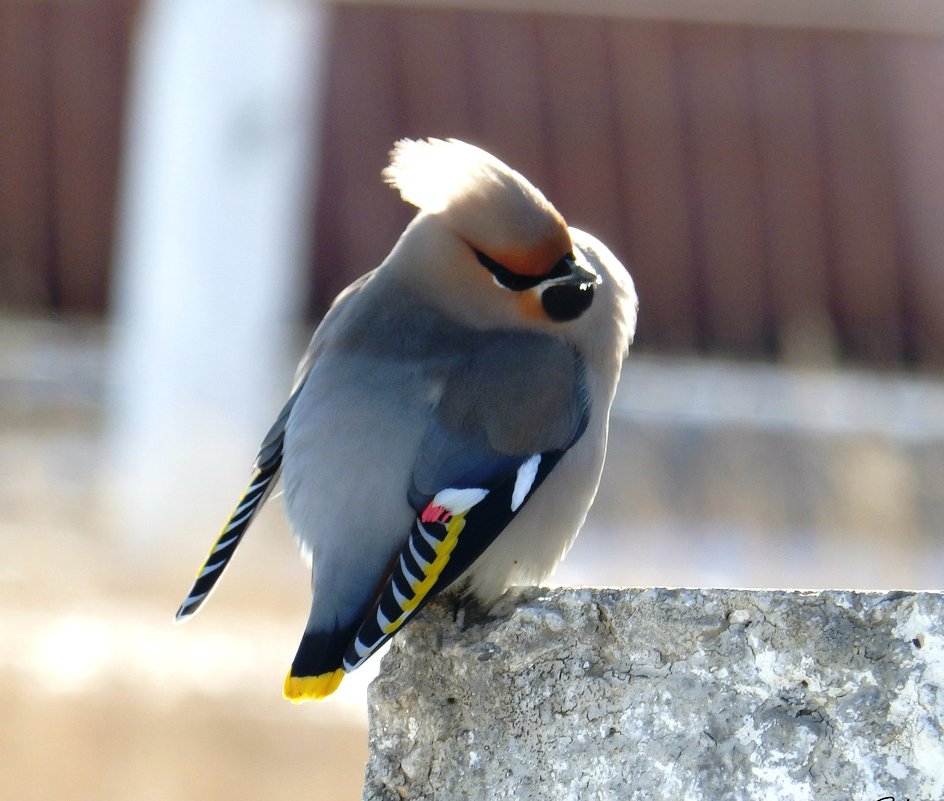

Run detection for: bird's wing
[[174, 273, 375, 623], [339, 446, 578, 675], [174, 386, 303, 622], [342, 335, 590, 672]]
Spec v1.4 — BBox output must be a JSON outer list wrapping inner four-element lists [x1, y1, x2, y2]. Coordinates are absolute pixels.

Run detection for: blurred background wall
[[313, 4, 944, 370], [4, 1, 944, 366], [2, 2, 943, 800]]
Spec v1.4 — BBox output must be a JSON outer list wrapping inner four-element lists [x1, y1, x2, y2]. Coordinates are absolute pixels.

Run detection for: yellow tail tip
[[283, 668, 345, 703]]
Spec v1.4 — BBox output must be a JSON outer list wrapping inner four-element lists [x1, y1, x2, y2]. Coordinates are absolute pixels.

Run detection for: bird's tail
[[282, 622, 359, 703]]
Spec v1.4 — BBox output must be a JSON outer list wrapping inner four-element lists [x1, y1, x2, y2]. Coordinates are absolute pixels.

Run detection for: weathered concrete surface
[[362, 587, 943, 801]]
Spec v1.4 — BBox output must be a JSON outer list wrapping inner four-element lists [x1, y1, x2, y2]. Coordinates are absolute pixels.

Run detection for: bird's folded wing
[[174, 385, 302, 622], [341, 449, 565, 671], [174, 268, 376, 623], [341, 336, 592, 669]]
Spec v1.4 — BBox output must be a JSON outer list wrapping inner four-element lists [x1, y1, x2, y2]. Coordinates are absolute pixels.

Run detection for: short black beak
[[540, 256, 600, 322]]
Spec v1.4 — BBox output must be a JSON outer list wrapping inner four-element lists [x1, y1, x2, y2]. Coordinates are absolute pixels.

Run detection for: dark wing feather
[[343, 439, 580, 671], [174, 384, 303, 622]]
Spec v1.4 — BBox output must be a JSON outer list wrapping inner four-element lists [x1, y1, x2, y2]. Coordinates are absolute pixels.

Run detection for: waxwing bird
[[175, 138, 638, 703]]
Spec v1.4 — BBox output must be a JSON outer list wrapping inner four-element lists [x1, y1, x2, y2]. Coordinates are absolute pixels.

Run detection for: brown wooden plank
[[533, 15, 626, 256], [814, 32, 902, 364], [880, 35, 944, 369], [311, 5, 411, 311], [747, 28, 835, 363], [608, 19, 698, 350], [677, 23, 768, 354], [393, 7, 475, 140], [461, 11, 553, 192], [49, 1, 137, 313], [0, 3, 55, 310]]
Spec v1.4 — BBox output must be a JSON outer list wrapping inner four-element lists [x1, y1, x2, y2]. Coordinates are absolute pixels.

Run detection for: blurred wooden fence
[[2, 1, 944, 368]]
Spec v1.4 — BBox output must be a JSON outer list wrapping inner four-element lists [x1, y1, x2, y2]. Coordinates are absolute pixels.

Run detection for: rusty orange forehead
[[487, 223, 573, 278]]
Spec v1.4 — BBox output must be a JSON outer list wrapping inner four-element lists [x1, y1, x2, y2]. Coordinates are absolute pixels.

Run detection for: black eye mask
[[473, 248, 574, 292]]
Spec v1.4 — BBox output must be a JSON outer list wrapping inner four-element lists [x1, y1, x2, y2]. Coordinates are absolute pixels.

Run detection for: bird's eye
[[472, 249, 545, 292]]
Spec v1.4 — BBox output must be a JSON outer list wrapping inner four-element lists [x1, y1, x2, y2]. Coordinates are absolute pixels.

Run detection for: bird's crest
[[384, 138, 570, 277], [383, 138, 534, 213]]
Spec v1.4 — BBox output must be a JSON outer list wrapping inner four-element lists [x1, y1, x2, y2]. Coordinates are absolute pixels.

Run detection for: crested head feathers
[[384, 138, 571, 277], [383, 138, 538, 215]]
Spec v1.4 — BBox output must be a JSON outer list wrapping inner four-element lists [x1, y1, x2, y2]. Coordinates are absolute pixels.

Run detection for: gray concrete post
[[363, 587, 943, 801]]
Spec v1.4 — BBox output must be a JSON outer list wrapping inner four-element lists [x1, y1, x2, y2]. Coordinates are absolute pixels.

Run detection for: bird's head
[[384, 140, 595, 319], [381, 138, 637, 364]]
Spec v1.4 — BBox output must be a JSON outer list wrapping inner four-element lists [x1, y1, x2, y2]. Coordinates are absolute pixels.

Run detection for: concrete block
[[362, 587, 943, 801]]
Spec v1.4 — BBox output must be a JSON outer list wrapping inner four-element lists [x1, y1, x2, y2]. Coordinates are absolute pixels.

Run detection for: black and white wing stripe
[[174, 385, 303, 622], [174, 462, 278, 621], [342, 451, 563, 671]]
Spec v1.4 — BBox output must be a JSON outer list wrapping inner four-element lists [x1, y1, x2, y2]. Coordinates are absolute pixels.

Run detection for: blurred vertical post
[[105, 0, 327, 549]]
